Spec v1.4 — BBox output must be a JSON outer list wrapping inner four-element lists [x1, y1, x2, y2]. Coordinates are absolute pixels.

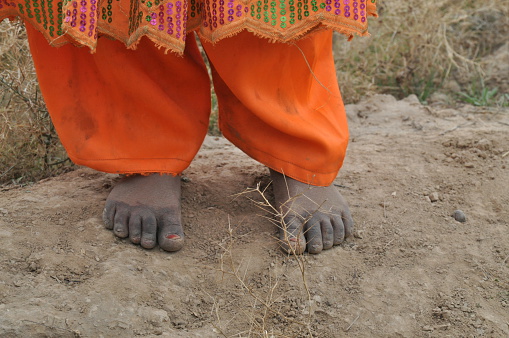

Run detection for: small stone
[[432, 307, 442, 315], [476, 139, 492, 151], [442, 310, 452, 320], [453, 210, 466, 223], [117, 321, 130, 329], [472, 320, 483, 328], [436, 323, 451, 330], [464, 163, 475, 168], [353, 230, 364, 239], [29, 262, 38, 272], [429, 192, 439, 202], [422, 325, 434, 332], [312, 295, 322, 303]]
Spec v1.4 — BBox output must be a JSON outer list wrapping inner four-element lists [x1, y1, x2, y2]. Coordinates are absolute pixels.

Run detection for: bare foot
[[270, 169, 353, 254], [102, 174, 184, 252]]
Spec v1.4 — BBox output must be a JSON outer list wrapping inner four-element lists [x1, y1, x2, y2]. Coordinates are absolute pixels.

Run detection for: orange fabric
[[27, 24, 212, 175], [27, 25, 348, 186], [2, 0, 378, 54], [203, 30, 348, 185]]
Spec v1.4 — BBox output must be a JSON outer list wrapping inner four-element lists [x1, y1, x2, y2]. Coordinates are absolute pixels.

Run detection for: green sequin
[[146, 1, 152, 7]]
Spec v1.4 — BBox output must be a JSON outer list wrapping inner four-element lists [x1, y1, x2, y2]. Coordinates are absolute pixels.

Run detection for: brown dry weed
[[334, 0, 509, 103], [0, 20, 71, 186]]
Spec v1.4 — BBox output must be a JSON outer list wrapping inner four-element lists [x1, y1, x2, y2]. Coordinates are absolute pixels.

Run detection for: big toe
[[158, 217, 184, 252], [280, 216, 306, 255], [103, 201, 115, 230]]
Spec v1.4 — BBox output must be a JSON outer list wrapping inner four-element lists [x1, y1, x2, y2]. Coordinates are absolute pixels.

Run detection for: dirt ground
[[0, 94, 508, 337]]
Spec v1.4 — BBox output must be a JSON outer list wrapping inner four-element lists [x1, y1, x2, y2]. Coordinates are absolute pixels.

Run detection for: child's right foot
[[102, 174, 184, 252]]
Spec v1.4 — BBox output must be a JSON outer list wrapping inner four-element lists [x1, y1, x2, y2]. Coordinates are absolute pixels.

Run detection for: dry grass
[[334, 0, 509, 103], [0, 20, 71, 186], [210, 183, 317, 337], [1, 0, 508, 183]]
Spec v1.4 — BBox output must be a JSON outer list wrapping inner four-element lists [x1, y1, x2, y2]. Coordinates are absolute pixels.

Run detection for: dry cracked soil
[[0, 94, 508, 337]]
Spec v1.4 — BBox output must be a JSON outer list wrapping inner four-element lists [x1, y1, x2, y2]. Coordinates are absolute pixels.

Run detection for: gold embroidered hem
[[1, 0, 377, 53]]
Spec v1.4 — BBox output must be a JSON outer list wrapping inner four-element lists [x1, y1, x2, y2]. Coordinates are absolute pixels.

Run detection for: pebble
[[453, 210, 467, 223], [429, 192, 439, 202], [353, 230, 364, 239], [422, 325, 434, 332], [436, 323, 451, 330]]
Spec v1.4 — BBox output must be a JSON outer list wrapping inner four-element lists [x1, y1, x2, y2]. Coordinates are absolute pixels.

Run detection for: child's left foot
[[270, 169, 353, 254]]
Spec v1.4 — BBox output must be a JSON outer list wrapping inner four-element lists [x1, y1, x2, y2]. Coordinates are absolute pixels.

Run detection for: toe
[[103, 202, 115, 230], [140, 212, 157, 249], [128, 214, 142, 244], [158, 214, 184, 252], [113, 208, 129, 238], [305, 217, 323, 254], [280, 215, 306, 255], [342, 209, 354, 239], [320, 219, 334, 250], [331, 215, 346, 245]]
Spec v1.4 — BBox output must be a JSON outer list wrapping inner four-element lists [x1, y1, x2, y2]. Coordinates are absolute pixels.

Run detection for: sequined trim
[[1, 0, 377, 53]]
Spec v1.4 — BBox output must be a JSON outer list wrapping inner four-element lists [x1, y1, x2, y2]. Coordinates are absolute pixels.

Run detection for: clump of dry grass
[[334, 0, 509, 103], [0, 21, 71, 186], [211, 184, 316, 337]]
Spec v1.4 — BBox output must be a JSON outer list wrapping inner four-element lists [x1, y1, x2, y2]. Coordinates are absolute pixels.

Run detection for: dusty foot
[[102, 174, 184, 252], [270, 169, 354, 254]]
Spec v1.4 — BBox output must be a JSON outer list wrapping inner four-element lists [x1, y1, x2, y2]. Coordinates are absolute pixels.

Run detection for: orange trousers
[[26, 25, 349, 186]]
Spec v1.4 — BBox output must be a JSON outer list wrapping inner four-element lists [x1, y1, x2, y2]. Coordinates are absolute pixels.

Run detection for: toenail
[[166, 234, 181, 240], [289, 237, 299, 242]]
